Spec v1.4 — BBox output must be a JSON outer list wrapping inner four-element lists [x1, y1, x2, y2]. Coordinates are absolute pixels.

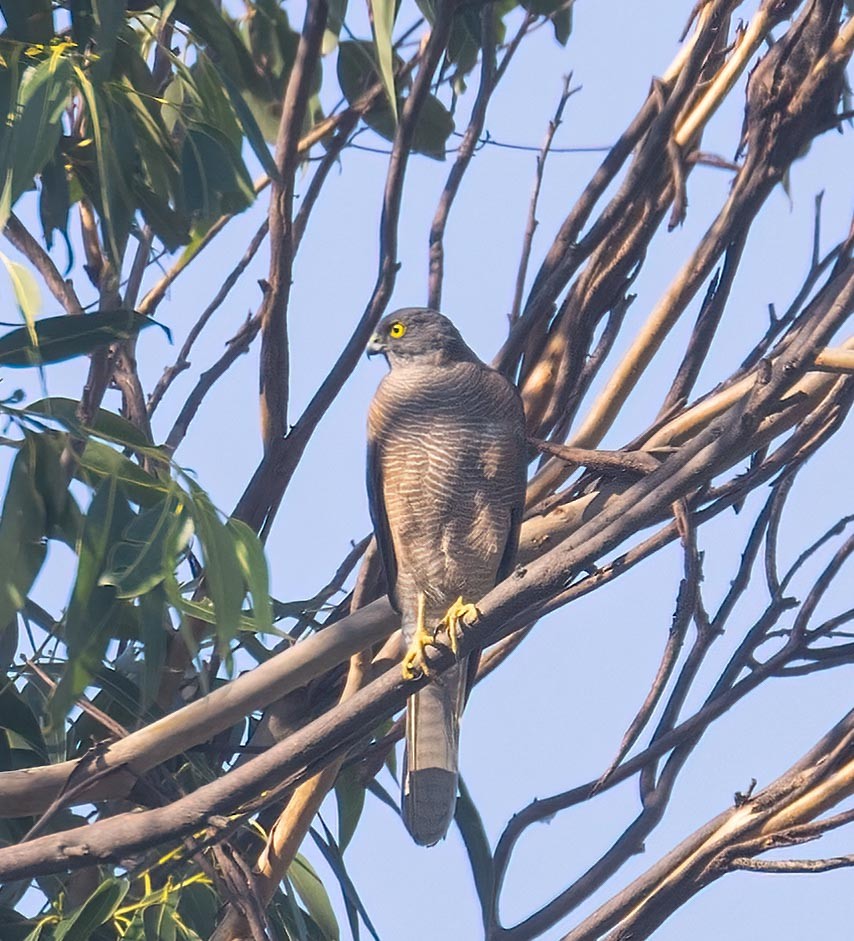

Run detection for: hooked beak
[[366, 333, 385, 358]]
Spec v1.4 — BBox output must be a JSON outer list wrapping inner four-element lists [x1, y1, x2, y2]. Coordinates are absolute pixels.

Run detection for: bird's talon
[[440, 596, 480, 658]]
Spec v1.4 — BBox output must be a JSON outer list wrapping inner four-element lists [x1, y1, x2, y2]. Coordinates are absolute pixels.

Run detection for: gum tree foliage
[[0, 1, 853, 939]]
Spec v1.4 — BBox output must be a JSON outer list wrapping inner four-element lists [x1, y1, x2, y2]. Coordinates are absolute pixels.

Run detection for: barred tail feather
[[401, 661, 465, 846]]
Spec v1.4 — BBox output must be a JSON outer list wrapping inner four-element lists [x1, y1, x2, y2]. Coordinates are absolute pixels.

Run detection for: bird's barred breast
[[369, 361, 525, 614]]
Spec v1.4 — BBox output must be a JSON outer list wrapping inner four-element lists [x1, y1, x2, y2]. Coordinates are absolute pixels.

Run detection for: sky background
[[3, 0, 854, 938]]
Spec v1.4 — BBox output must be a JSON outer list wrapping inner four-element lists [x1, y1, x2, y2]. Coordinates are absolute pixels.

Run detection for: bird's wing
[[366, 432, 399, 612]]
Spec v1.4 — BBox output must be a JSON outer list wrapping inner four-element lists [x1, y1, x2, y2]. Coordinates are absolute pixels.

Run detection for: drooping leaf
[[311, 822, 381, 941], [77, 438, 172, 507], [228, 518, 273, 635], [51, 475, 134, 725], [31, 430, 81, 547], [213, 65, 281, 183], [27, 397, 154, 449], [454, 776, 495, 917], [71, 63, 133, 265], [0, 437, 47, 632], [142, 892, 179, 941], [0, 251, 42, 348], [334, 765, 366, 853], [173, 0, 267, 97], [0, 54, 74, 232], [100, 492, 191, 598], [90, 0, 128, 82], [186, 482, 245, 657], [367, 0, 397, 122], [180, 123, 255, 221], [521, 0, 573, 45], [0, 685, 46, 758], [323, 0, 348, 54], [337, 41, 453, 159], [0, 309, 160, 368], [177, 881, 219, 940], [38, 154, 71, 259], [52, 877, 130, 941], [289, 854, 340, 941]]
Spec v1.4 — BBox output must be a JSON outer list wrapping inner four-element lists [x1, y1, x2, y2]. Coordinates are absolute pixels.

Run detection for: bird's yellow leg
[[402, 592, 434, 679], [440, 597, 480, 658]]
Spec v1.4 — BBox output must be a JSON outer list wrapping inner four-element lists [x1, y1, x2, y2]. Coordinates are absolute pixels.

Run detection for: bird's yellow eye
[[388, 321, 406, 339]]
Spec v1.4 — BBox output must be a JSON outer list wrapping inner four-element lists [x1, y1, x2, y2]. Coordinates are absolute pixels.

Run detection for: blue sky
[[3, 0, 854, 938]]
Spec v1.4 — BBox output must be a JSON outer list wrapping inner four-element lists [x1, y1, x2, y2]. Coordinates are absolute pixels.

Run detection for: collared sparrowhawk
[[366, 309, 527, 845]]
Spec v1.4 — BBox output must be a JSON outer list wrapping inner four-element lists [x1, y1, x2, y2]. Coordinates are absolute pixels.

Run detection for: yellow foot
[[402, 592, 435, 680], [439, 597, 480, 658]]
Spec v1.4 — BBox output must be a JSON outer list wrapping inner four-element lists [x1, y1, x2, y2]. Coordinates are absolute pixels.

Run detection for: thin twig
[[510, 75, 576, 324]]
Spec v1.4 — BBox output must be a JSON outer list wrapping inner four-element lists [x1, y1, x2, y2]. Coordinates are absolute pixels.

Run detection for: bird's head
[[366, 308, 476, 367]]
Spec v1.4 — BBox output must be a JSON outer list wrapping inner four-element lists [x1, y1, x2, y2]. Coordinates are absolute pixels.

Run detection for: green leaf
[[454, 776, 494, 917], [38, 154, 71, 258], [323, 0, 348, 54], [72, 63, 128, 265], [53, 877, 130, 941], [173, 0, 267, 98], [0, 251, 42, 348], [368, 0, 397, 122], [337, 41, 452, 159], [0, 437, 47, 631], [0, 54, 74, 232], [0, 685, 46, 757], [190, 56, 244, 152], [213, 66, 281, 183], [177, 882, 218, 940], [142, 895, 178, 941], [27, 397, 154, 449], [551, 5, 572, 45], [289, 854, 340, 941], [311, 821, 381, 941], [0, 309, 160, 368], [521, 0, 573, 44], [410, 93, 454, 161], [100, 492, 191, 598], [228, 518, 273, 635], [31, 431, 80, 548], [77, 439, 172, 507], [51, 475, 134, 725], [135, 585, 168, 709], [180, 123, 255, 221], [186, 482, 245, 656], [334, 765, 366, 853], [90, 0, 128, 82]]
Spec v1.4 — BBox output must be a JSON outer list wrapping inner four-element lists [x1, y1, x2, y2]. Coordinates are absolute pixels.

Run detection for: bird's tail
[[402, 661, 466, 846]]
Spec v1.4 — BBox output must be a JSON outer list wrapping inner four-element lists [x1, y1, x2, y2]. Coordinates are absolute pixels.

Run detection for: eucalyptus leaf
[[53, 877, 130, 941], [228, 518, 273, 635], [289, 854, 340, 941], [368, 0, 397, 121], [334, 765, 366, 852], [0, 437, 47, 632], [77, 438, 172, 507], [100, 493, 191, 598], [0, 53, 73, 232], [0, 309, 161, 368], [454, 776, 495, 917], [52, 475, 134, 726], [186, 482, 245, 656], [27, 397, 154, 449], [0, 252, 42, 348]]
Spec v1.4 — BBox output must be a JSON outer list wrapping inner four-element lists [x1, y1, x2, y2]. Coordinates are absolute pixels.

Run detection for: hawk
[[366, 308, 527, 845]]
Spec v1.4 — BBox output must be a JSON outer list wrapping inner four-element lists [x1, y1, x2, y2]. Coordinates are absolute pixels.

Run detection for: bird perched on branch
[[366, 308, 527, 845]]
